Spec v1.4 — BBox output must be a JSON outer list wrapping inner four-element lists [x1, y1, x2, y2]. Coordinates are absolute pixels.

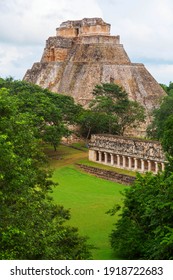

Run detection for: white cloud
[[0, 0, 103, 45], [146, 64, 173, 85], [98, 0, 173, 83], [0, 43, 43, 79], [104, 0, 173, 59], [0, 0, 173, 84], [0, 0, 102, 79]]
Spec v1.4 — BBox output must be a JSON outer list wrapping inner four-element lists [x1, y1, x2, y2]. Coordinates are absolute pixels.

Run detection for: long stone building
[[89, 134, 166, 173], [24, 17, 166, 136]]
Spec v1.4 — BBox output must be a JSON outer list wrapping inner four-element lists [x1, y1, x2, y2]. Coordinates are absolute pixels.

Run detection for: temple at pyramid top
[[56, 18, 111, 37]]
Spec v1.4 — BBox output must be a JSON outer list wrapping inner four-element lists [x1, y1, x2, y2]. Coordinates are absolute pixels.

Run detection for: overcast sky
[[0, 0, 173, 84]]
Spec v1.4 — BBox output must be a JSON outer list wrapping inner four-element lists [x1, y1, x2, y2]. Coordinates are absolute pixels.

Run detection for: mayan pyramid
[[24, 18, 165, 136]]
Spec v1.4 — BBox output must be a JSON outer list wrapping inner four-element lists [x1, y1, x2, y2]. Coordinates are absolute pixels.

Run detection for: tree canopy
[[0, 78, 82, 150], [109, 171, 173, 260], [77, 109, 119, 139], [88, 83, 145, 136], [147, 93, 173, 139], [109, 83, 173, 260], [0, 79, 92, 259], [160, 81, 173, 95]]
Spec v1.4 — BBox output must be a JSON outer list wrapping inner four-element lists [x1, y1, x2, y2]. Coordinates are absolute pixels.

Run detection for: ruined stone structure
[[89, 134, 166, 174], [24, 17, 166, 136], [77, 164, 136, 185]]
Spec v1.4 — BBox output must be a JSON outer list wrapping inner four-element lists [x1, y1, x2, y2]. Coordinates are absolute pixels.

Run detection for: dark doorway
[[50, 48, 55, 61], [76, 28, 79, 36]]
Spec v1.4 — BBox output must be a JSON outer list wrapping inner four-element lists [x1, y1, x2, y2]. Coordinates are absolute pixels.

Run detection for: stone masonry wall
[[41, 37, 74, 62], [56, 18, 110, 37], [89, 134, 165, 162]]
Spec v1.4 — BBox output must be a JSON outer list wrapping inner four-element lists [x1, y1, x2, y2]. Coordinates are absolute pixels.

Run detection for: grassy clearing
[[45, 144, 87, 168], [47, 144, 129, 259]]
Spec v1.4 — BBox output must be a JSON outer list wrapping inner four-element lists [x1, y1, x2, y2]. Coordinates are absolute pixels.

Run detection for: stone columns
[[110, 153, 114, 165], [98, 151, 102, 162], [155, 162, 159, 174], [88, 148, 165, 175], [141, 159, 145, 172], [104, 152, 108, 164], [128, 157, 132, 169], [134, 158, 138, 171], [117, 155, 120, 167]]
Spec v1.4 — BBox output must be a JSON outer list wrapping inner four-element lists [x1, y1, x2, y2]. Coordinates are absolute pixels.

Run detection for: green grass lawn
[[48, 144, 128, 260]]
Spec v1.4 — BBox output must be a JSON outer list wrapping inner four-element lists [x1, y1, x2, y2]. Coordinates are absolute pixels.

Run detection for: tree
[[161, 115, 173, 157], [0, 88, 93, 260], [46, 92, 83, 125], [42, 124, 69, 151], [0, 78, 82, 151], [160, 81, 173, 95], [109, 172, 173, 260], [108, 81, 173, 260], [89, 83, 145, 135], [77, 110, 119, 139], [159, 115, 173, 175], [146, 85, 173, 174], [147, 93, 173, 140]]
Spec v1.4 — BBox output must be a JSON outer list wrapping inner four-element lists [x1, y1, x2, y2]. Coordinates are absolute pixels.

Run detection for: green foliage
[[46, 92, 83, 125], [77, 110, 119, 139], [89, 83, 145, 135], [160, 81, 173, 95], [147, 91, 173, 168], [161, 115, 173, 157], [0, 77, 81, 150], [0, 81, 93, 260], [108, 81, 173, 260], [147, 93, 173, 140], [109, 172, 173, 259]]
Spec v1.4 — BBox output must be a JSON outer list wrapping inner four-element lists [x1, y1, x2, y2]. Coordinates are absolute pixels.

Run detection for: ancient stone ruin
[[89, 134, 166, 174], [76, 164, 136, 185], [24, 17, 166, 136]]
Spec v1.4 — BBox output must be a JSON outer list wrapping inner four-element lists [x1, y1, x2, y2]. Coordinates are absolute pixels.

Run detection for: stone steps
[[76, 163, 136, 186]]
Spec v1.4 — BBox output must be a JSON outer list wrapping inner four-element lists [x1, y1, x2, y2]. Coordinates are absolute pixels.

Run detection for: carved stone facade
[[89, 134, 166, 173], [24, 17, 166, 136]]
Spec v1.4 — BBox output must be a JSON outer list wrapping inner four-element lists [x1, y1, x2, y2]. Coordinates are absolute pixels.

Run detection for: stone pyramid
[[24, 18, 165, 136]]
